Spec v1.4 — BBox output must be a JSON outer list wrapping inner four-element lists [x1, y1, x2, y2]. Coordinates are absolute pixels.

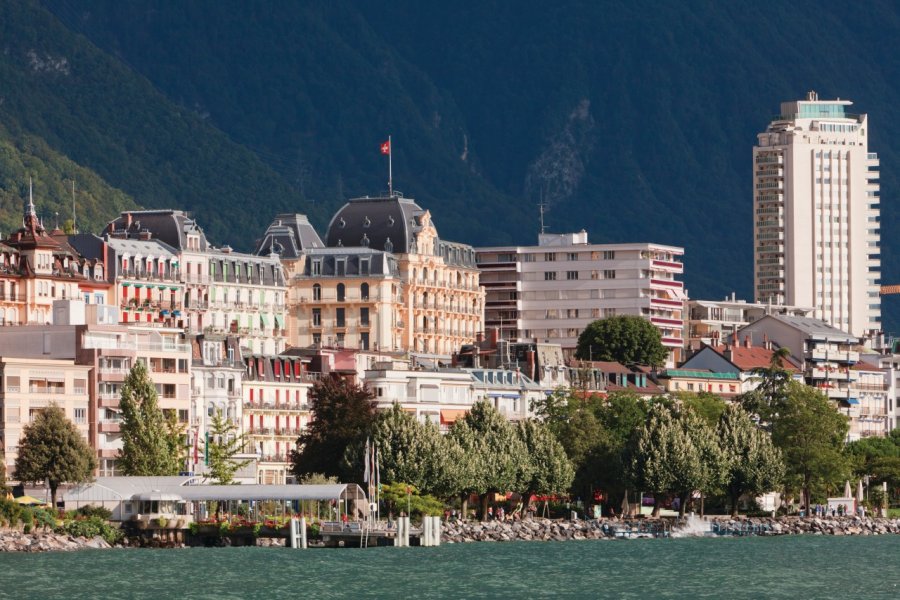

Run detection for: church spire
[[23, 177, 39, 234]]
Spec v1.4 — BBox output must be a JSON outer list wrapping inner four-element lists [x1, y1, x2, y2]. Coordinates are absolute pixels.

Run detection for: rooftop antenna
[[538, 195, 547, 235], [71, 179, 76, 234]]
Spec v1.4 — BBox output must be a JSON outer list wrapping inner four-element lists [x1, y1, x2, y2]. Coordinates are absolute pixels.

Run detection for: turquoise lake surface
[[1, 536, 898, 599]]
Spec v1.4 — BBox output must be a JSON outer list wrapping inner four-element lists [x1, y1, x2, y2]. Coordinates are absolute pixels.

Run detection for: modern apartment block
[[0, 356, 91, 477], [686, 296, 812, 352], [476, 231, 686, 364], [0, 303, 192, 477], [753, 91, 881, 338]]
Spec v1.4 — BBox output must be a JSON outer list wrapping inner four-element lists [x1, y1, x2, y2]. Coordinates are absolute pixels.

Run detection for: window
[[544, 252, 556, 262], [567, 252, 578, 261], [360, 332, 370, 351], [360, 307, 370, 326], [73, 408, 86, 423], [336, 332, 345, 347], [360, 283, 369, 300], [336, 259, 346, 276], [337, 283, 346, 302], [603, 251, 616, 260], [312, 260, 322, 276], [566, 271, 578, 280], [312, 308, 322, 326], [336, 308, 346, 327], [312, 284, 322, 301], [544, 272, 557, 281], [312, 333, 322, 345], [360, 259, 370, 275], [603, 270, 616, 279]]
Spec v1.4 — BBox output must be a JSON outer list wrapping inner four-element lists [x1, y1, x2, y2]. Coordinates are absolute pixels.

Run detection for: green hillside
[[0, 0, 323, 247], [0, 125, 136, 235], [12, 0, 900, 332]]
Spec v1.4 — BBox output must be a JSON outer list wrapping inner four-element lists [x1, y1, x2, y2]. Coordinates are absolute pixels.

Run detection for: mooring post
[[300, 517, 308, 549], [290, 517, 299, 549]]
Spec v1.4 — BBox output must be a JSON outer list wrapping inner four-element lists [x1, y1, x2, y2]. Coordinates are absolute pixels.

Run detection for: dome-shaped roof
[[325, 195, 433, 253]]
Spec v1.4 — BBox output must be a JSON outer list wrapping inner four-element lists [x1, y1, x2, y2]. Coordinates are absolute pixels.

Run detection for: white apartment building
[[753, 91, 881, 338], [477, 232, 686, 364], [686, 295, 812, 351]]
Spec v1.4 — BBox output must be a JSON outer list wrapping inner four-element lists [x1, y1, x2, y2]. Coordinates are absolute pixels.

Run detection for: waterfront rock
[[0, 529, 122, 553], [439, 516, 900, 544]]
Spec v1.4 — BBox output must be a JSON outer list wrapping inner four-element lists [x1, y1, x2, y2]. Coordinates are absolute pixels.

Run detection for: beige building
[[753, 91, 881, 338], [0, 356, 91, 478], [0, 303, 193, 477], [477, 231, 686, 364], [261, 196, 484, 358]]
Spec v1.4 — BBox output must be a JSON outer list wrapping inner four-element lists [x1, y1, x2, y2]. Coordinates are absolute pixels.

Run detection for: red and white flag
[[380, 139, 391, 155]]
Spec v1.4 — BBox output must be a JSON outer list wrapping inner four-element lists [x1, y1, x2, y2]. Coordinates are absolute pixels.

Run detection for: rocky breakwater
[[442, 518, 632, 543], [0, 530, 114, 553], [711, 516, 900, 537], [442, 516, 900, 543]]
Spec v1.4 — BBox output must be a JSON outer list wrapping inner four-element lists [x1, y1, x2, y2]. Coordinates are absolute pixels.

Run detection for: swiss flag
[[380, 139, 391, 155]]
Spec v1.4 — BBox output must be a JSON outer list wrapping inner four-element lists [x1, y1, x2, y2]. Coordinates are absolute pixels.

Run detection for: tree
[[14, 404, 96, 507], [717, 405, 784, 516], [119, 361, 181, 475], [627, 403, 677, 516], [771, 382, 849, 510], [670, 408, 726, 517], [291, 375, 377, 481], [368, 404, 455, 496], [517, 419, 574, 499], [575, 316, 668, 367], [206, 409, 251, 485], [741, 346, 793, 424], [448, 400, 531, 519], [677, 391, 727, 428]]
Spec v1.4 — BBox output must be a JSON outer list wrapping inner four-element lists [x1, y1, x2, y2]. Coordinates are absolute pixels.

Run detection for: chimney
[[138, 229, 152, 241], [744, 335, 752, 348], [763, 333, 771, 350], [125, 212, 132, 228], [476, 331, 484, 344], [489, 327, 499, 349], [473, 346, 480, 369]]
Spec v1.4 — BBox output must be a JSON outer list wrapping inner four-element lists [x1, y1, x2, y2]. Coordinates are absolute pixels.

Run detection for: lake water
[[1, 536, 898, 599]]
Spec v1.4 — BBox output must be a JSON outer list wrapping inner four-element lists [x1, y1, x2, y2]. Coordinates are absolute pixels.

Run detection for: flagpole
[[388, 135, 393, 197]]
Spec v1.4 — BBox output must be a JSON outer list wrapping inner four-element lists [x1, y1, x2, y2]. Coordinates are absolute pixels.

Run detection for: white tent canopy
[[64, 477, 366, 505]]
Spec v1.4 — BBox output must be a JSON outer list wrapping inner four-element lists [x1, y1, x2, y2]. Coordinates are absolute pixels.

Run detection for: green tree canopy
[[14, 404, 96, 507], [449, 400, 531, 518], [677, 391, 727, 428], [516, 419, 574, 498], [206, 409, 251, 485], [291, 375, 377, 482], [368, 404, 456, 497], [575, 316, 668, 367], [717, 405, 784, 516], [771, 381, 849, 508], [118, 361, 181, 476]]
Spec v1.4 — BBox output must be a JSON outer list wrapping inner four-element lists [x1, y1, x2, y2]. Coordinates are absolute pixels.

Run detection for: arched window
[[337, 283, 345, 302], [313, 284, 321, 301], [360, 283, 369, 300]]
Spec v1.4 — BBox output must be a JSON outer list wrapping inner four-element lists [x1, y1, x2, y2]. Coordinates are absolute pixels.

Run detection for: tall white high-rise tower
[[753, 91, 881, 337]]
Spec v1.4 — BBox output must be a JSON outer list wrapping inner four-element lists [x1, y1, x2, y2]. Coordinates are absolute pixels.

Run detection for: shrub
[[20, 507, 34, 528], [75, 505, 113, 520], [32, 508, 57, 530], [189, 521, 200, 535], [56, 516, 124, 545], [0, 498, 21, 526], [156, 517, 168, 528]]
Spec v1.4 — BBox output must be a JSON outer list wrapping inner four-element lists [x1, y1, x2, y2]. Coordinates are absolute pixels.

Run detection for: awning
[[274, 314, 285, 329], [260, 314, 270, 327], [487, 393, 520, 399], [172, 310, 181, 316], [134, 283, 144, 288], [845, 398, 860, 405], [161, 310, 170, 315], [440, 409, 468, 424], [122, 282, 131, 287], [169, 286, 179, 291], [157, 284, 168, 290]]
